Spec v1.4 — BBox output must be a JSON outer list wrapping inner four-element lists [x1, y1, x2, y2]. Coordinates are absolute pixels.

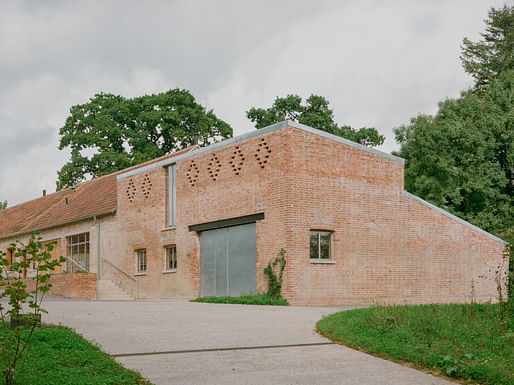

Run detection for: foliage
[[247, 94, 385, 147], [0, 201, 6, 210], [0, 324, 152, 385], [263, 248, 286, 299], [394, 70, 514, 237], [57, 89, 233, 189], [0, 234, 66, 385], [461, 5, 513, 92], [191, 294, 288, 306], [499, 239, 514, 318], [317, 304, 513, 385]]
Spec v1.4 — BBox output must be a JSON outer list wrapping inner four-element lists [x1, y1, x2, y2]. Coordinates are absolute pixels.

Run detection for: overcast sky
[[0, 0, 506, 207]]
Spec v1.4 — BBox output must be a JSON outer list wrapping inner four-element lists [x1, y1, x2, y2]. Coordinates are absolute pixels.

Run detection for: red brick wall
[[112, 124, 505, 305], [22, 273, 97, 300], [283, 127, 504, 305]]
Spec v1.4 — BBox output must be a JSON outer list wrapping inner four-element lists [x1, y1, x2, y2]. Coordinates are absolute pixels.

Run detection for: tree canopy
[[247, 94, 385, 147], [395, 70, 513, 237], [0, 201, 7, 210], [395, 5, 513, 239], [461, 5, 513, 92], [57, 89, 232, 190]]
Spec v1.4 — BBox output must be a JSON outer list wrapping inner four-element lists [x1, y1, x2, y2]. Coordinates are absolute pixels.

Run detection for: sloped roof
[[0, 174, 117, 240], [0, 145, 198, 240]]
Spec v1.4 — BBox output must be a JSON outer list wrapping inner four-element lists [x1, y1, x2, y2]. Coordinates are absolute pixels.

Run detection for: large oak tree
[[57, 89, 232, 190]]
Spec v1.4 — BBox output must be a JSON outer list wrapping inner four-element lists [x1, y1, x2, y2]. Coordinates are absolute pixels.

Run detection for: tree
[[461, 5, 513, 92], [247, 94, 385, 147], [394, 70, 514, 237], [0, 201, 6, 210], [57, 89, 233, 190], [0, 234, 66, 385]]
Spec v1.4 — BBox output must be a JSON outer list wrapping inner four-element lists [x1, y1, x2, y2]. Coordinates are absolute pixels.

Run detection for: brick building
[[0, 121, 506, 305]]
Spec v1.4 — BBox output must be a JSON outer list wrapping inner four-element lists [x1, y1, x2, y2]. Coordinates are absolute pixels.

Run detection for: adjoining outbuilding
[[0, 121, 506, 305]]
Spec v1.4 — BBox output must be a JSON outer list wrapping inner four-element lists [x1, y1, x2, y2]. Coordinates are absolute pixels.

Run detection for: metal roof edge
[[284, 120, 404, 164], [402, 191, 507, 245], [0, 208, 117, 241], [117, 121, 288, 180], [116, 120, 403, 180]]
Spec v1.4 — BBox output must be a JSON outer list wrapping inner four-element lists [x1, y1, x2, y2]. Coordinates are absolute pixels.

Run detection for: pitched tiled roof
[[0, 145, 198, 240], [0, 174, 117, 240]]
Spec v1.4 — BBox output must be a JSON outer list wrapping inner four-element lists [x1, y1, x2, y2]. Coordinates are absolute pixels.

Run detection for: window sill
[[163, 269, 177, 274], [161, 226, 176, 232], [309, 259, 336, 264], [134, 272, 147, 276]]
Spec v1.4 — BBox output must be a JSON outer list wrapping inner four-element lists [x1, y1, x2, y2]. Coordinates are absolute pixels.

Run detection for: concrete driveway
[[40, 296, 453, 385]]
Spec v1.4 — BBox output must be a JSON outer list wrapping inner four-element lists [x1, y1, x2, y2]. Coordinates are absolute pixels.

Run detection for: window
[[136, 249, 147, 273], [310, 231, 332, 260], [167, 164, 176, 227], [164, 245, 177, 271], [66, 232, 90, 272]]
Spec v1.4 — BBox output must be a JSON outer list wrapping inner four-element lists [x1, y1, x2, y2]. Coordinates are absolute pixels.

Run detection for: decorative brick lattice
[[207, 154, 221, 181], [126, 179, 136, 202], [186, 160, 199, 186], [255, 138, 271, 168], [141, 174, 153, 199], [229, 146, 245, 176]]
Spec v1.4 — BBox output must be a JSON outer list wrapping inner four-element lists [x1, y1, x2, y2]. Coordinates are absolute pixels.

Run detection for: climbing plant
[[263, 249, 286, 299]]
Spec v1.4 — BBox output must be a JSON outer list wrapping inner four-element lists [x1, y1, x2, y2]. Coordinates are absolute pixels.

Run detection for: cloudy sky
[[0, 0, 506, 207]]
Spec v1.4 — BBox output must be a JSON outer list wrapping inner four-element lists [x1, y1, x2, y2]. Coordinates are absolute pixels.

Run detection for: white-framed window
[[167, 164, 176, 227], [310, 231, 332, 260], [66, 232, 90, 272], [136, 249, 147, 273], [164, 245, 177, 271]]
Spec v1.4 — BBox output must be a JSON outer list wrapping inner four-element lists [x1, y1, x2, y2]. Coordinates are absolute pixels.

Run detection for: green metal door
[[200, 223, 256, 297]]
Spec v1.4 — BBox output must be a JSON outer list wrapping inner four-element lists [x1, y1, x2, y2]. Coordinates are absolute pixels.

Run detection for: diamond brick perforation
[[207, 154, 221, 181], [229, 145, 245, 175], [186, 160, 199, 186], [126, 179, 136, 202], [141, 174, 153, 198], [254, 138, 271, 168]]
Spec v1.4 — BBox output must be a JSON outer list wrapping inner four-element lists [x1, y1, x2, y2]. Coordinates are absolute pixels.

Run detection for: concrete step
[[97, 279, 135, 300]]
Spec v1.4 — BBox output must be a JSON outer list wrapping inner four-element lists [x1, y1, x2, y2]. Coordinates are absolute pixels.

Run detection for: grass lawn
[[191, 294, 289, 306], [1, 324, 152, 385], [317, 304, 513, 385]]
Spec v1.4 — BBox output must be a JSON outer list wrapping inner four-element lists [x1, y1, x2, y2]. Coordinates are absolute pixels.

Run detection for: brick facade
[[0, 121, 506, 305], [21, 273, 97, 300]]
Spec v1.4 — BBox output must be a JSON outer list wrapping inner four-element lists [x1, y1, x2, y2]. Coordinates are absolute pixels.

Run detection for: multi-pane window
[[136, 249, 147, 273], [310, 231, 332, 260], [67, 232, 90, 272], [167, 164, 176, 227], [165, 245, 177, 271]]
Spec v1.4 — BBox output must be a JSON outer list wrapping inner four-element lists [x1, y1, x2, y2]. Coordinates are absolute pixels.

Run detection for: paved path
[[40, 296, 453, 385]]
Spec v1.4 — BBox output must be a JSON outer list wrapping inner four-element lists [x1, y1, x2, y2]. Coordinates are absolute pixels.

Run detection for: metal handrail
[[102, 258, 138, 300], [66, 256, 89, 273]]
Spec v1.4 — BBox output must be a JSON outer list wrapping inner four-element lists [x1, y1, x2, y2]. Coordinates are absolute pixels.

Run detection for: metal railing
[[102, 258, 138, 300], [66, 257, 89, 273]]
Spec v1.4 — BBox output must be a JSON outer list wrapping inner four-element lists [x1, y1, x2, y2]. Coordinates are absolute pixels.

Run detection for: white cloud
[[0, 0, 506, 206]]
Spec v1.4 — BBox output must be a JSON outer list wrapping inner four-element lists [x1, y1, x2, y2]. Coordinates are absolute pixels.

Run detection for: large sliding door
[[200, 223, 256, 297]]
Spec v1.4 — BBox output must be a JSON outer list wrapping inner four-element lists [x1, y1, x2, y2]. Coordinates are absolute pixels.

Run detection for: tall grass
[[317, 303, 513, 385]]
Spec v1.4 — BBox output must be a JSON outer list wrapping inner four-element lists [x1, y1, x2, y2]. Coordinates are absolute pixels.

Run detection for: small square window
[[165, 245, 177, 271], [310, 231, 332, 260], [136, 249, 147, 273]]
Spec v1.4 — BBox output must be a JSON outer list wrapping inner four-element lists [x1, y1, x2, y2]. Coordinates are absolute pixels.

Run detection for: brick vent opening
[[229, 145, 245, 176], [255, 138, 271, 168], [126, 179, 136, 202], [141, 174, 153, 198], [186, 160, 199, 186], [207, 154, 221, 181]]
